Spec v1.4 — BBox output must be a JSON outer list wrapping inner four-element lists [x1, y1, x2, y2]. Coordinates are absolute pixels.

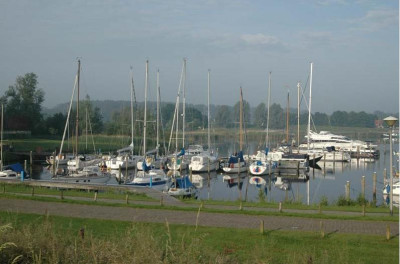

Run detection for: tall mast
[[75, 59, 80, 156], [143, 60, 148, 157], [207, 69, 211, 151], [239, 87, 243, 151], [286, 90, 289, 144], [307, 62, 313, 151], [297, 82, 300, 152], [130, 67, 134, 154], [1, 104, 3, 171], [156, 69, 160, 157], [85, 108, 88, 151], [266, 72, 271, 148], [182, 58, 186, 149]]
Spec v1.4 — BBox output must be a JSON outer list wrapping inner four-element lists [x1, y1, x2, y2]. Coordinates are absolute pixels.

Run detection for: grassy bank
[[0, 182, 397, 222], [0, 211, 397, 264]]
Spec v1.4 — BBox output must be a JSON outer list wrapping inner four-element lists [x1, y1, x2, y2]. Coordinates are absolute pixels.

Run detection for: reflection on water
[[34, 144, 397, 206]]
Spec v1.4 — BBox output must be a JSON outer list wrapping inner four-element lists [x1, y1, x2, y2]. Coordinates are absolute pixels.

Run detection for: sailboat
[[222, 87, 247, 174], [106, 67, 140, 170], [167, 59, 195, 171], [55, 60, 110, 184], [189, 70, 218, 172], [249, 72, 275, 175], [128, 61, 167, 186]]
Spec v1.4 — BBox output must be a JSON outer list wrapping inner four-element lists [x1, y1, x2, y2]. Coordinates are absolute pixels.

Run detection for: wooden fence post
[[260, 220, 264, 234]]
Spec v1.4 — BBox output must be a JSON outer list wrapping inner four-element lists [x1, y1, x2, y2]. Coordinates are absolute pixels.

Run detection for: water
[[34, 143, 397, 206]]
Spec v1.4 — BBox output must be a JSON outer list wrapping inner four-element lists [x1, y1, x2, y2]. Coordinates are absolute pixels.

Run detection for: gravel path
[[0, 198, 398, 236]]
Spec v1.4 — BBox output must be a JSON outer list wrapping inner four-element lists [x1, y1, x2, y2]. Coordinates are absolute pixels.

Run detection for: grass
[[0, 190, 398, 222], [0, 211, 398, 263], [0, 182, 156, 202]]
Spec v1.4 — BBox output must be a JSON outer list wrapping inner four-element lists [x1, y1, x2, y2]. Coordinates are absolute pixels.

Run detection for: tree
[[269, 103, 285, 129], [313, 112, 329, 126], [2, 73, 44, 134], [215, 105, 233, 128], [253, 103, 266, 128], [44, 112, 67, 136]]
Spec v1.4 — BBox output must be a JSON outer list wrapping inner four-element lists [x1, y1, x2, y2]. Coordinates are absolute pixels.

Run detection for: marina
[[16, 142, 395, 207]]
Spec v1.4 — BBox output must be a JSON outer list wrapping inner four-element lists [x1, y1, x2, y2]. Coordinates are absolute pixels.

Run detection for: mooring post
[[346, 181, 350, 201], [125, 158, 128, 184], [31, 187, 34, 197], [94, 191, 97, 201], [30, 151, 33, 177], [24, 160, 27, 174], [52, 152, 56, 175], [361, 176, 365, 203], [189, 167, 192, 183], [125, 193, 129, 204], [278, 202, 282, 213], [372, 172, 377, 206], [60, 190, 64, 200], [383, 168, 387, 182], [118, 165, 122, 184]]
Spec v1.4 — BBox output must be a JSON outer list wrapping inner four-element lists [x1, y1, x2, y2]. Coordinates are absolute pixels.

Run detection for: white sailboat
[[129, 61, 166, 186], [223, 87, 247, 174], [189, 70, 218, 172], [249, 72, 273, 176], [106, 67, 140, 170], [167, 59, 191, 171]]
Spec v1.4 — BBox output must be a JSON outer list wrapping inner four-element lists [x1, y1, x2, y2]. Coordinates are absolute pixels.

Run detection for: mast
[[297, 82, 300, 152], [307, 62, 313, 151], [143, 60, 148, 157], [85, 108, 88, 151], [207, 69, 211, 151], [156, 69, 160, 157], [286, 90, 289, 144], [130, 67, 135, 155], [75, 59, 80, 156], [266, 72, 271, 148], [239, 87, 243, 151], [182, 58, 186, 149], [1, 104, 3, 171]]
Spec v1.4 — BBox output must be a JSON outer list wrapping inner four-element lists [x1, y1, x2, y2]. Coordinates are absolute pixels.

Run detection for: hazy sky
[[0, 0, 398, 114]]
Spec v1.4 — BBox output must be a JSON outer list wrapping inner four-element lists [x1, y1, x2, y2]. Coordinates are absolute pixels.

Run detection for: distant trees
[[215, 105, 233, 128], [1, 73, 44, 134], [253, 103, 266, 128]]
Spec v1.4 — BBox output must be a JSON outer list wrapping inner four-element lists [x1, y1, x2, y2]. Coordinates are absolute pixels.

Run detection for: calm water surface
[[35, 143, 398, 206]]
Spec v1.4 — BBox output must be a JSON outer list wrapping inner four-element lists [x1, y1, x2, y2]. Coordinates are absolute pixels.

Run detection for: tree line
[[0, 73, 395, 138]]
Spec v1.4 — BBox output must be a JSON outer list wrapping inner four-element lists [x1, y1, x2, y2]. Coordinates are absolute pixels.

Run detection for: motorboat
[[46, 153, 74, 165], [127, 169, 168, 186], [299, 130, 379, 158], [106, 154, 139, 170], [56, 166, 112, 184], [189, 152, 218, 172]]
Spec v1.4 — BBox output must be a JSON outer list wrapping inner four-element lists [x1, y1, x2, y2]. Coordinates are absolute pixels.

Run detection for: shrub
[[319, 195, 329, 206]]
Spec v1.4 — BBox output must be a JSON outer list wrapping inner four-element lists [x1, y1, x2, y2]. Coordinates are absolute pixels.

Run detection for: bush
[[336, 195, 356, 206], [319, 195, 329, 206]]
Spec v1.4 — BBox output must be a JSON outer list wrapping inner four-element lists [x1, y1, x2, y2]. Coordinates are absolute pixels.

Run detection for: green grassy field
[[0, 211, 398, 263], [0, 182, 397, 222]]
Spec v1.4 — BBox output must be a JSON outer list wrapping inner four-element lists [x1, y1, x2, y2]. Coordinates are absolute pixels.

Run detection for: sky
[[0, 0, 398, 114]]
